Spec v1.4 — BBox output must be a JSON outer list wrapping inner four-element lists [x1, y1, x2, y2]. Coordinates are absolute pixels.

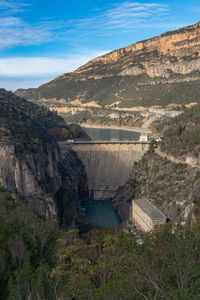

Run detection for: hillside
[[114, 103, 200, 224], [2, 187, 200, 299], [0, 89, 88, 145], [16, 22, 200, 108], [159, 103, 200, 161], [0, 89, 87, 226]]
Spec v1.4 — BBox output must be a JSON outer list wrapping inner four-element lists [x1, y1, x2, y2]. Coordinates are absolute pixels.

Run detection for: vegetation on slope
[[16, 71, 200, 108], [159, 102, 200, 158], [0, 187, 59, 299], [115, 104, 200, 224], [51, 224, 200, 300], [2, 186, 200, 300], [61, 106, 144, 128], [0, 89, 87, 150], [1, 90, 200, 299], [114, 149, 200, 223]]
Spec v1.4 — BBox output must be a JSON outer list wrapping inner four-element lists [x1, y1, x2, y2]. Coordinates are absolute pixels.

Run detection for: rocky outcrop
[[16, 22, 200, 108]]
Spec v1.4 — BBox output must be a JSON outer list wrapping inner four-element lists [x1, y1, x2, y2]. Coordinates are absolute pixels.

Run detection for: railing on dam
[[59, 140, 150, 145]]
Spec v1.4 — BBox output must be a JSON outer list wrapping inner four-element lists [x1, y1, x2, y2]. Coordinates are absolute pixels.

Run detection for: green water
[[82, 127, 140, 141], [82, 200, 121, 228]]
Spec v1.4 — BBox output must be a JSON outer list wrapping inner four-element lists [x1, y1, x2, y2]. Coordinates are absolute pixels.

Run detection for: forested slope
[[2, 188, 200, 300]]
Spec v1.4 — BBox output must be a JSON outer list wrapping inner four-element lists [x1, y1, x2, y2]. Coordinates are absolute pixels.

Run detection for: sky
[[0, 0, 199, 91]]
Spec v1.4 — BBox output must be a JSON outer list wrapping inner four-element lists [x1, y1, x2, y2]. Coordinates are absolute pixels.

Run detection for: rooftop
[[133, 198, 167, 222]]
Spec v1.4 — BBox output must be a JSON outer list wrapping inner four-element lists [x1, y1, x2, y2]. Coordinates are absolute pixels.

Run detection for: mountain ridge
[[74, 21, 200, 74], [16, 21, 200, 108]]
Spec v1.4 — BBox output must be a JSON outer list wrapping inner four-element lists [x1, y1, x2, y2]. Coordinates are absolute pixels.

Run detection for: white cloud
[[0, 0, 65, 48], [0, 22, 54, 48], [74, 1, 170, 33], [0, 53, 107, 77], [0, 51, 108, 90], [0, 1, 171, 48], [0, 0, 29, 14]]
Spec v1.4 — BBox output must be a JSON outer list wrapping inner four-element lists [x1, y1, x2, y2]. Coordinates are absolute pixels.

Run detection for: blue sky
[[0, 0, 199, 91]]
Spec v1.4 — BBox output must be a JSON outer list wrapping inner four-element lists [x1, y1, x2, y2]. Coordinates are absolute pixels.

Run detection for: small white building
[[132, 198, 167, 232], [139, 133, 149, 142]]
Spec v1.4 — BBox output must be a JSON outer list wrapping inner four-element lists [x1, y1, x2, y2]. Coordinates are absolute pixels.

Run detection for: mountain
[[0, 89, 87, 227], [16, 22, 200, 108]]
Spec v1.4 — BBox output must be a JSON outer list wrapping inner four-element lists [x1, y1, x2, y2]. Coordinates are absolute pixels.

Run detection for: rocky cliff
[[0, 89, 87, 227], [113, 149, 198, 225], [114, 103, 200, 225], [16, 22, 200, 108]]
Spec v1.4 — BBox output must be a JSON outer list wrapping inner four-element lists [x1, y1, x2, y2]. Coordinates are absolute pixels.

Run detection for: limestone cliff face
[[75, 22, 200, 75], [15, 22, 200, 108], [0, 140, 87, 226], [73, 22, 200, 82], [0, 142, 59, 217], [0, 89, 87, 227]]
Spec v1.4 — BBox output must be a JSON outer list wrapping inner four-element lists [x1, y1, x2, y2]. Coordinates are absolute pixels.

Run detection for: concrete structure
[[132, 198, 167, 232], [139, 133, 149, 142], [59, 142, 149, 200], [61, 141, 149, 144]]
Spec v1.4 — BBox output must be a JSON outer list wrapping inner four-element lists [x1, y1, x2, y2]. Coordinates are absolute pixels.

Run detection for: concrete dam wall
[[66, 143, 149, 200]]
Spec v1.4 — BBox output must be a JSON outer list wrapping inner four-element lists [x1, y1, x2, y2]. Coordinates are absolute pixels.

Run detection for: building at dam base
[[67, 142, 149, 200], [132, 198, 167, 232]]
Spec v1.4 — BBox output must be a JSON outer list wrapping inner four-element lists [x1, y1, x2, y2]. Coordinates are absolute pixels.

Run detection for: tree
[[60, 128, 69, 140]]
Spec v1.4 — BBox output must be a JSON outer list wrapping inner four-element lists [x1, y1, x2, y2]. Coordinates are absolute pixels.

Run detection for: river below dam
[[82, 200, 121, 228], [82, 126, 140, 141]]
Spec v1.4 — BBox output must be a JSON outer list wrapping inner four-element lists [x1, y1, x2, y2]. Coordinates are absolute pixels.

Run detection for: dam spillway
[[59, 142, 149, 200]]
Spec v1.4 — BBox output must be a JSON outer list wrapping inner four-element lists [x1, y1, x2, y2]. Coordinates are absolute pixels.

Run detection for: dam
[[59, 141, 149, 200]]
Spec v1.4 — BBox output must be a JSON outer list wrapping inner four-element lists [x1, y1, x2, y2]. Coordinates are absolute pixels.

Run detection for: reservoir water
[[82, 127, 140, 141], [82, 200, 121, 228]]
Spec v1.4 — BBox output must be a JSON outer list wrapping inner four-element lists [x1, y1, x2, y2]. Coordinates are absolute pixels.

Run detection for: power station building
[[132, 198, 167, 232]]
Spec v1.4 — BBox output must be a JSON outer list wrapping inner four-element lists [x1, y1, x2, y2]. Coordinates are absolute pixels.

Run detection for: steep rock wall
[[0, 142, 87, 226], [0, 89, 88, 227], [68, 143, 149, 200]]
